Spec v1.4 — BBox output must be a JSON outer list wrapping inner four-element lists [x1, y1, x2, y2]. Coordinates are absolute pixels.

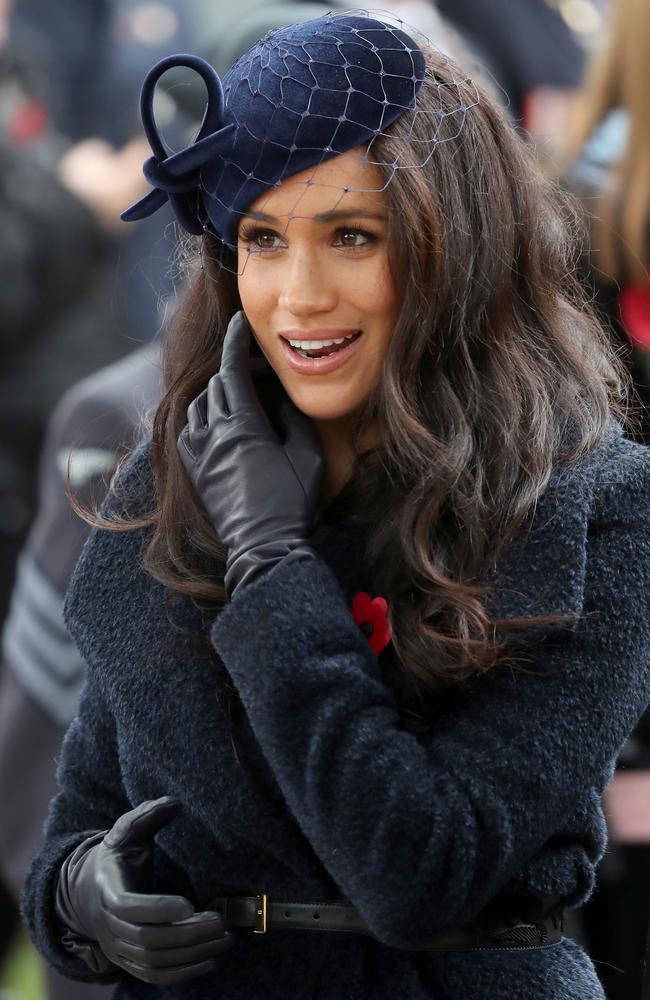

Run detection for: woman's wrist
[[53, 836, 117, 974], [54, 834, 104, 940], [224, 541, 317, 597]]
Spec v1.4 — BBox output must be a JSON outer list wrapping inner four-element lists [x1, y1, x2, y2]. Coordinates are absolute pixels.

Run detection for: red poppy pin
[[351, 592, 392, 655]]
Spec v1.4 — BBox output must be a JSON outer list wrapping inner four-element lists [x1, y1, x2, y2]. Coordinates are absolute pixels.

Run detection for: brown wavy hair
[[75, 46, 633, 737]]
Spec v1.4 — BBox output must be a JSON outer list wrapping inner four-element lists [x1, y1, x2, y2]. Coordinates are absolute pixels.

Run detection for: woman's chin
[[285, 393, 361, 423]]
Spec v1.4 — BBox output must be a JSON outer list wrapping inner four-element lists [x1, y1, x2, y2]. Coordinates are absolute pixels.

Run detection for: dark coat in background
[[20, 415, 650, 999]]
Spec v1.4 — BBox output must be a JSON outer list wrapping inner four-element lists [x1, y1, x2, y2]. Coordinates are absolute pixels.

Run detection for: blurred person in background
[[565, 0, 650, 443], [7, 0, 192, 344], [0, 0, 144, 622], [437, 0, 605, 167], [561, 2, 650, 998]]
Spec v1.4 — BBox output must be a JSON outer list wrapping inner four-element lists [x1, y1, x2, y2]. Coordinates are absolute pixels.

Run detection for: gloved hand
[[177, 310, 325, 597], [54, 796, 233, 985]]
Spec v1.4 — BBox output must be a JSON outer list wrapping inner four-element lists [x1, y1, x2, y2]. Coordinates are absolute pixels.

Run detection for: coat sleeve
[[210, 450, 650, 950], [19, 662, 130, 985]]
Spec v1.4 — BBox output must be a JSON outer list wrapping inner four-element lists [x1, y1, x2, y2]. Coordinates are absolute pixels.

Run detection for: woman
[[19, 11, 650, 1000]]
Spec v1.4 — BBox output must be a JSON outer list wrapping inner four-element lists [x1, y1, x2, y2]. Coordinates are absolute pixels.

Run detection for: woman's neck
[[313, 415, 378, 506]]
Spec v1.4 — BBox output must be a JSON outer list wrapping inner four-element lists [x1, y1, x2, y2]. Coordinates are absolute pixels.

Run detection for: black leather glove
[[54, 796, 233, 985], [177, 310, 324, 597]]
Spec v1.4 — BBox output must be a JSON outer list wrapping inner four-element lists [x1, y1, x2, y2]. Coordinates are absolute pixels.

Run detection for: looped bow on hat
[[121, 53, 236, 235]]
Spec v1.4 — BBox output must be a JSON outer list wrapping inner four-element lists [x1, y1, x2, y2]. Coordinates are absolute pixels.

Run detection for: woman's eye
[[335, 228, 375, 249], [243, 228, 282, 251]]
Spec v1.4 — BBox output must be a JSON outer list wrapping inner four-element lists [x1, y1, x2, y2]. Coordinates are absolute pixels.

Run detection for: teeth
[[287, 331, 359, 349]]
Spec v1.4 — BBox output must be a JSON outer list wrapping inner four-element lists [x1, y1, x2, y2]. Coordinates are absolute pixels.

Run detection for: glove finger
[[114, 930, 233, 969], [117, 956, 217, 985], [104, 908, 225, 948], [217, 310, 255, 416], [206, 372, 228, 422], [106, 889, 195, 925], [103, 796, 182, 851], [187, 388, 209, 432], [177, 424, 195, 467]]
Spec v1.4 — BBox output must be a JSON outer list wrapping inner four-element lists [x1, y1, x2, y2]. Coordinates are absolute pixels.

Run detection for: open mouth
[[286, 330, 363, 359], [280, 329, 364, 374]]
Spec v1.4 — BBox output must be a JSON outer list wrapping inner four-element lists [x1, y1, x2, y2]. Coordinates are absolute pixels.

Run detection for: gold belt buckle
[[253, 893, 269, 933]]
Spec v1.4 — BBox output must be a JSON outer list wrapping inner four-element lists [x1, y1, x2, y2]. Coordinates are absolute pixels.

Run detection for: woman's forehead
[[243, 147, 387, 224]]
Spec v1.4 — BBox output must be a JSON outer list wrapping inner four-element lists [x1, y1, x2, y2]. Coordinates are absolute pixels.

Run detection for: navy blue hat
[[122, 12, 426, 250]]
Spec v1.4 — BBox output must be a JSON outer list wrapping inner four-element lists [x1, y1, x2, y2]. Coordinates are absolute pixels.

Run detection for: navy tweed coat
[[20, 416, 650, 999]]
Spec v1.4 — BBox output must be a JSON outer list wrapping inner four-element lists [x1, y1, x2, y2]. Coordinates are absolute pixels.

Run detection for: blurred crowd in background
[[0, 1, 649, 998]]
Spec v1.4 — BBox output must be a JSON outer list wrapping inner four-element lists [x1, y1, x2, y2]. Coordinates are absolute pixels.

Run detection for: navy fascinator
[[122, 11, 431, 251]]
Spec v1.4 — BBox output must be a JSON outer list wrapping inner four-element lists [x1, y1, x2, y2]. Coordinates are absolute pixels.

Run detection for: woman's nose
[[277, 251, 338, 316]]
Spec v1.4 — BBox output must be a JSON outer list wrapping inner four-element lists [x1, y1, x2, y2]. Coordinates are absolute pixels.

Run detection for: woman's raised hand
[[54, 796, 233, 984], [177, 310, 324, 597]]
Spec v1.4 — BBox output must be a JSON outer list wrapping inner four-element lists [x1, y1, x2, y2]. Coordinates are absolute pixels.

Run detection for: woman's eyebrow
[[241, 208, 388, 223]]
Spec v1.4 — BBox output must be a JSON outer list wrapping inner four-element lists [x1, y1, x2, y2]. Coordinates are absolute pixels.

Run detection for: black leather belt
[[210, 893, 565, 952]]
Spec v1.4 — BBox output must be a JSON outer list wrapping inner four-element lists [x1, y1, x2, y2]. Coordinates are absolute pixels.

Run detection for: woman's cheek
[[348, 253, 392, 303], [237, 297, 273, 364], [238, 264, 276, 319], [234, 269, 254, 319], [373, 257, 397, 309]]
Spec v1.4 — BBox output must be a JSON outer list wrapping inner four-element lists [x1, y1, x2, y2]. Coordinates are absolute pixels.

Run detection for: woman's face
[[236, 146, 400, 424]]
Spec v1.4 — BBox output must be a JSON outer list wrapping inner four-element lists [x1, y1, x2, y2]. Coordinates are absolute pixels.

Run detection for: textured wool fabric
[[120, 12, 435, 249], [20, 415, 650, 999]]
